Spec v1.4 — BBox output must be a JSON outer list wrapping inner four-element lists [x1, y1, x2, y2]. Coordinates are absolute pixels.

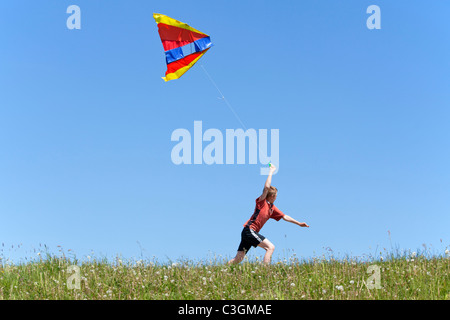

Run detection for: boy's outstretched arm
[[258, 164, 277, 201], [282, 214, 310, 228]]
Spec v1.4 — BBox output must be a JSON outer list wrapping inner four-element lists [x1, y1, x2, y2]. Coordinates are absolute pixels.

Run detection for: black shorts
[[237, 227, 266, 253]]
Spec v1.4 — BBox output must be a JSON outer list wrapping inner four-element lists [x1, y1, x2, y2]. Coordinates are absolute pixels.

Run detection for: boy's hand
[[269, 163, 277, 173], [299, 222, 309, 228]]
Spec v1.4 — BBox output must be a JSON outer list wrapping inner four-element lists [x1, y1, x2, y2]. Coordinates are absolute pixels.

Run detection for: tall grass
[[0, 249, 448, 300]]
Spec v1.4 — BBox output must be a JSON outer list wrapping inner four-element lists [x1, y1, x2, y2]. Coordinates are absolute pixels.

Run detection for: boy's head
[[266, 186, 278, 203]]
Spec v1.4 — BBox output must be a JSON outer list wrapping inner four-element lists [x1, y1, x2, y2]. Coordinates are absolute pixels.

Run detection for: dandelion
[[349, 280, 354, 285], [290, 283, 295, 287], [322, 289, 327, 294], [335, 285, 344, 291]]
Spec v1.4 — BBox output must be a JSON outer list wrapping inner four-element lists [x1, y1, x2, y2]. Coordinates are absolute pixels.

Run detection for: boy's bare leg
[[258, 239, 275, 264], [228, 251, 246, 265]]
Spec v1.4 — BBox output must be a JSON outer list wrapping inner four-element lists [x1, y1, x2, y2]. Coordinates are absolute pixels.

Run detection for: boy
[[228, 164, 309, 265]]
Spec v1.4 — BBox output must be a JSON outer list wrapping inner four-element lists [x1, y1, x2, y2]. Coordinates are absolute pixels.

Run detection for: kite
[[153, 13, 213, 81]]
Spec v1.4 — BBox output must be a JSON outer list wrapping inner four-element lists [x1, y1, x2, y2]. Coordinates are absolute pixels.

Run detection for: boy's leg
[[228, 250, 246, 265], [228, 228, 253, 265], [257, 239, 275, 264]]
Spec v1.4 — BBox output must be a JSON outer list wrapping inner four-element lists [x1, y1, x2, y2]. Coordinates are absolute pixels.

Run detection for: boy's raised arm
[[258, 164, 277, 201]]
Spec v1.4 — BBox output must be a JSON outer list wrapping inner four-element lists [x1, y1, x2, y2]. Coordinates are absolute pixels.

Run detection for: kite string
[[200, 64, 247, 130]]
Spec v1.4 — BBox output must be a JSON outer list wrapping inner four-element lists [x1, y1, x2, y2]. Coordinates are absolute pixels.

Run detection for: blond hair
[[267, 186, 278, 198]]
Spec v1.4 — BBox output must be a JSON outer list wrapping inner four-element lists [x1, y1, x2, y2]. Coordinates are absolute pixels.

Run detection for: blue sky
[[1, 0, 449, 264]]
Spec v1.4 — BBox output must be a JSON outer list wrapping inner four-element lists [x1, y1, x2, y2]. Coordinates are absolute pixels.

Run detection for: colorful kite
[[153, 13, 213, 81]]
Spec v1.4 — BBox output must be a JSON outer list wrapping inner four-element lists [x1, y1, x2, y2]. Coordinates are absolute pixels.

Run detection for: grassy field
[[0, 250, 448, 300]]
